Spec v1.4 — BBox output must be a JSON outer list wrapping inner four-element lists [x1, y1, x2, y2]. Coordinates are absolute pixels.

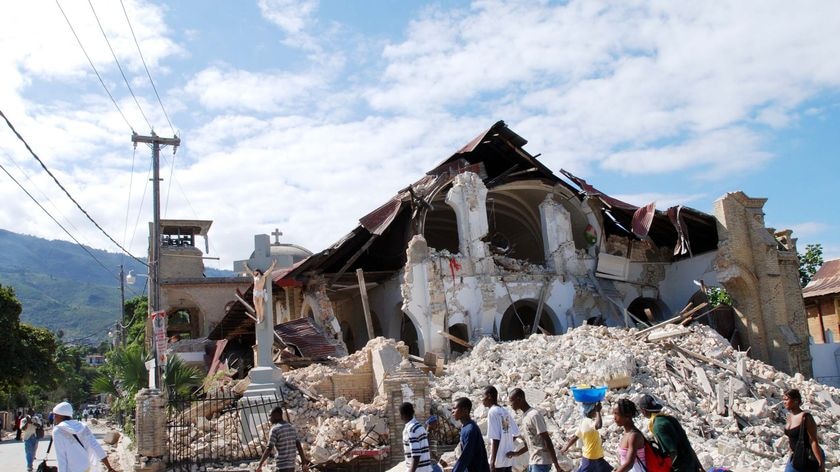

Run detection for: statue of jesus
[[243, 259, 277, 323]]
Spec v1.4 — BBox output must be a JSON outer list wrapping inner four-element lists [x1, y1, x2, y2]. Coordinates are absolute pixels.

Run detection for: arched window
[[499, 300, 556, 341]]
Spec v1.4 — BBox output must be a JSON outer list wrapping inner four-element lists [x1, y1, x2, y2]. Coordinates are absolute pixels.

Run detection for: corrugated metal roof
[[803, 259, 840, 298], [275, 317, 340, 359]]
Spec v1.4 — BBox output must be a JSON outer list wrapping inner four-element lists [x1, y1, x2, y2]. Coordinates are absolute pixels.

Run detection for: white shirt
[[54, 420, 107, 472], [486, 405, 520, 468]]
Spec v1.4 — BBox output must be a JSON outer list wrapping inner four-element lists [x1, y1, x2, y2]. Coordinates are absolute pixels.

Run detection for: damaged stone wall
[[714, 192, 813, 376]]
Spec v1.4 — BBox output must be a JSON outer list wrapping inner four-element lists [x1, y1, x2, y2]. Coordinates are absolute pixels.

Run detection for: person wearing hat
[[51, 401, 116, 472], [638, 394, 702, 472]]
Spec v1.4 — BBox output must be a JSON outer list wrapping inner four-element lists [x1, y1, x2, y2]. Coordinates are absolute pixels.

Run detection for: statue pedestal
[[238, 367, 283, 442]]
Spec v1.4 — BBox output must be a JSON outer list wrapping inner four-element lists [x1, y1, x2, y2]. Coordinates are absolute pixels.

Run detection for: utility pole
[[119, 264, 126, 346], [132, 132, 180, 388]]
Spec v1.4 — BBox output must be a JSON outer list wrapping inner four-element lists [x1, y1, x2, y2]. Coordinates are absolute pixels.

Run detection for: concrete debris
[[171, 328, 839, 471], [429, 324, 840, 471]]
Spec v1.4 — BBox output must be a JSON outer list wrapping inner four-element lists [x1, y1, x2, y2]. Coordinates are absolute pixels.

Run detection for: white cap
[[52, 402, 73, 417]]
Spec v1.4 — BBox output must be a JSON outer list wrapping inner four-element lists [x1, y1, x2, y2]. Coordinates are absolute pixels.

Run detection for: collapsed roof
[[278, 120, 718, 287]]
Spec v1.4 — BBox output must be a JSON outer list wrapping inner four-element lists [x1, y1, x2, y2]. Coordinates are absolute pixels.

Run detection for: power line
[[0, 158, 117, 280], [86, 0, 153, 132], [54, 0, 135, 133], [118, 0, 175, 135], [2, 150, 84, 236], [0, 109, 148, 268]]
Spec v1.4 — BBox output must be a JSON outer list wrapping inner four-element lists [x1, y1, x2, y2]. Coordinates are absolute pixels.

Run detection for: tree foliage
[[799, 243, 824, 287], [707, 286, 733, 307]]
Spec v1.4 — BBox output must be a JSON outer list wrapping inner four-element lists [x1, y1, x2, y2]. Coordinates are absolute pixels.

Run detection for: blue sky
[[1, 0, 839, 271]]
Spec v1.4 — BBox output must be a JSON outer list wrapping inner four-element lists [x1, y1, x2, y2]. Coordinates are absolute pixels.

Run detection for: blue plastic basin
[[570, 385, 607, 403]]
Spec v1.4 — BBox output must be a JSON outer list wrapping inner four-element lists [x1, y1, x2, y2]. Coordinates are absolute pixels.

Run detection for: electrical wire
[[2, 150, 84, 236], [121, 145, 137, 273], [0, 109, 148, 268], [163, 145, 175, 217], [0, 159, 118, 280], [54, 0, 135, 134], [118, 0, 175, 135], [127, 158, 153, 253], [86, 0, 153, 132]]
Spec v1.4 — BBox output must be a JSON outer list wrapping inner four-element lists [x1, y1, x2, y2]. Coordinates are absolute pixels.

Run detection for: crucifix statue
[[243, 259, 277, 324]]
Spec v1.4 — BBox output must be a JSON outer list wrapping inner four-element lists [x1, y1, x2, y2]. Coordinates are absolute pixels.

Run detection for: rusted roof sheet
[[272, 260, 306, 287], [359, 197, 403, 236], [560, 169, 718, 256], [803, 259, 840, 298], [275, 317, 340, 359]]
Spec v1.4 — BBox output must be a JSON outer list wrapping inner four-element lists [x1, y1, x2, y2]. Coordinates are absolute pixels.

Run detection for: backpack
[[636, 437, 673, 472]]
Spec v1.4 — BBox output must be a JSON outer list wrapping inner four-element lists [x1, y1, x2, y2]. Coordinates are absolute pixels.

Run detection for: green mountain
[[0, 228, 233, 344]]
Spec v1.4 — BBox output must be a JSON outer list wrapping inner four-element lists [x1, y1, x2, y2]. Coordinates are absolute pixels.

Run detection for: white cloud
[[600, 128, 773, 179], [258, 0, 319, 36], [610, 192, 707, 210], [368, 0, 840, 178], [183, 66, 331, 114]]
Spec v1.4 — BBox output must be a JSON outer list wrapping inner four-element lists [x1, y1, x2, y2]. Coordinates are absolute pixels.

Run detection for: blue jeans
[[529, 465, 552, 472], [24, 435, 38, 469]]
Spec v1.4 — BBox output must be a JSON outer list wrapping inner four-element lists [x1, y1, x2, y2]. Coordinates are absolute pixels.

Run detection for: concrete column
[[539, 195, 579, 275], [445, 172, 490, 264], [135, 388, 167, 471]]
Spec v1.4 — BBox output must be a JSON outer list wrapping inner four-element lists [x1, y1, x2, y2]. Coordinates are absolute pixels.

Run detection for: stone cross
[[271, 228, 283, 245]]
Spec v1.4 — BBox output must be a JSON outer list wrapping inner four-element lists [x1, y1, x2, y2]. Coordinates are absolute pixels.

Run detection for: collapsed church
[[163, 121, 812, 378]]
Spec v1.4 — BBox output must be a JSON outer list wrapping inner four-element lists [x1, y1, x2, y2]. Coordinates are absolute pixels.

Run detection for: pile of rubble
[[430, 324, 840, 471]]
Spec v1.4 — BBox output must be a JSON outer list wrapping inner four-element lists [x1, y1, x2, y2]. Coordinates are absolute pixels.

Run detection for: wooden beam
[[635, 302, 708, 338], [327, 234, 379, 287], [356, 269, 376, 340], [437, 330, 473, 349], [531, 280, 550, 335]]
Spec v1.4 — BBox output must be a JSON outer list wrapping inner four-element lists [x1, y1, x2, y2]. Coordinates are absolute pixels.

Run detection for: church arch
[[499, 300, 557, 341]]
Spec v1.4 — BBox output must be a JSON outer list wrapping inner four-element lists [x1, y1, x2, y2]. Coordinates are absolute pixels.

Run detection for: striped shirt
[[268, 422, 298, 471], [403, 418, 432, 472]]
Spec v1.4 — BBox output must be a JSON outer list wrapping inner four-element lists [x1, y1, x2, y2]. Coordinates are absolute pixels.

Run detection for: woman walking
[[783, 389, 825, 472]]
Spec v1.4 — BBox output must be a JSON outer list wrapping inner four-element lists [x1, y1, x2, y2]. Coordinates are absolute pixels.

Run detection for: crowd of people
[[249, 385, 828, 472]]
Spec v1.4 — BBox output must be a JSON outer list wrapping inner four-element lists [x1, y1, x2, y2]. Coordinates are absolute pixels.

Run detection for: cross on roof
[[271, 228, 283, 245]]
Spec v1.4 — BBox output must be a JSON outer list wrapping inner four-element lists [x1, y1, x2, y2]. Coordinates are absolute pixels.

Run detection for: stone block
[[103, 430, 121, 445]]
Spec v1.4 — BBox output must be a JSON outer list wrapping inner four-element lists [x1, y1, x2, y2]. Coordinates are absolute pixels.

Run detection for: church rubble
[[273, 120, 811, 378]]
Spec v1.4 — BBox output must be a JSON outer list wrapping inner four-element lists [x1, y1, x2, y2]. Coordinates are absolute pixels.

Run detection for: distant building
[[802, 259, 840, 386], [85, 354, 105, 367]]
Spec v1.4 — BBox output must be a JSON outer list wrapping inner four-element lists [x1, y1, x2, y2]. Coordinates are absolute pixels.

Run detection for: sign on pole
[[151, 310, 167, 364]]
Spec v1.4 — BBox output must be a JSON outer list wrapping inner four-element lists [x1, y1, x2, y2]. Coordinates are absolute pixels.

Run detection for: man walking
[[452, 397, 489, 472], [639, 394, 702, 472], [507, 388, 563, 472], [483, 386, 520, 472], [401, 402, 433, 472], [52, 402, 116, 472], [20, 409, 41, 472], [256, 406, 310, 472]]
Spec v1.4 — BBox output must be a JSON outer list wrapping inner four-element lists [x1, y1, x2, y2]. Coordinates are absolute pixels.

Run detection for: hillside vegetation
[[0, 228, 232, 343]]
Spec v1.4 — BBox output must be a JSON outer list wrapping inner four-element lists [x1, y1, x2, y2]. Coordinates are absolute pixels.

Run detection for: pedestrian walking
[[51, 401, 116, 472], [21, 409, 41, 471], [256, 407, 310, 472], [401, 402, 433, 472], [15, 411, 23, 441], [561, 402, 612, 472], [639, 394, 702, 472], [612, 399, 645, 472], [783, 389, 826, 472], [506, 388, 563, 472], [451, 397, 489, 472], [483, 386, 520, 472]]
